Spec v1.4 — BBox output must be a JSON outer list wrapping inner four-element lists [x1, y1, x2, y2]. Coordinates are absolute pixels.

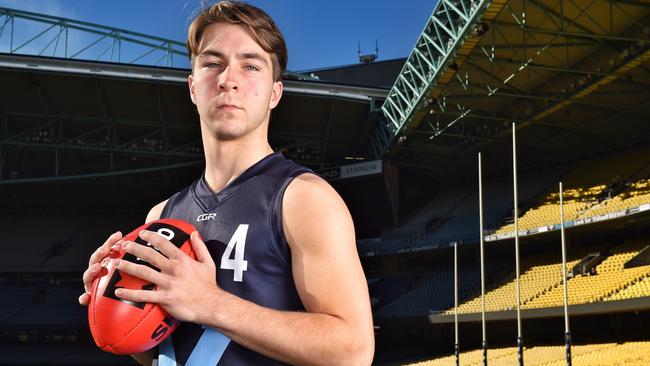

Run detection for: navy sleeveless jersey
[[156, 151, 312, 366]]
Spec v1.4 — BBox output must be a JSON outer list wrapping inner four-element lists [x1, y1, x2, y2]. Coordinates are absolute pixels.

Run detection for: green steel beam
[[0, 7, 188, 67], [366, 0, 491, 160]]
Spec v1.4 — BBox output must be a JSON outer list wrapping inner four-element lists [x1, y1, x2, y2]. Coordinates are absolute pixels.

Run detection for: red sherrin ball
[[88, 218, 198, 355]]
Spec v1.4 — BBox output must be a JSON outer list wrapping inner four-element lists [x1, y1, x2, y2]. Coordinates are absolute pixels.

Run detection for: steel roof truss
[[367, 0, 489, 159], [0, 7, 187, 67]]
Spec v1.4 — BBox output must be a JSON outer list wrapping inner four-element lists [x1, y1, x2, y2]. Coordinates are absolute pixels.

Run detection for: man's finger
[[89, 231, 122, 266], [190, 231, 213, 265], [115, 259, 167, 287], [114, 287, 160, 304], [82, 263, 104, 292], [138, 229, 183, 261], [122, 240, 171, 272], [79, 292, 90, 306]]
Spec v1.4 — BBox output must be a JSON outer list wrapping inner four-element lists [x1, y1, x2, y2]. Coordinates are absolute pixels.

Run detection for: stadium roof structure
[[0, 7, 388, 187], [365, 0, 650, 176]]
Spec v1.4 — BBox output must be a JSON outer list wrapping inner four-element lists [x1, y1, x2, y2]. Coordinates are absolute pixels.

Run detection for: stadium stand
[[496, 146, 650, 235], [607, 271, 650, 301], [0, 274, 137, 365], [428, 238, 650, 314], [0, 215, 144, 365], [369, 272, 431, 313], [2, 281, 84, 327], [405, 341, 650, 366], [0, 215, 143, 271], [375, 265, 480, 318], [443, 252, 583, 315], [525, 238, 650, 308], [359, 165, 567, 256]]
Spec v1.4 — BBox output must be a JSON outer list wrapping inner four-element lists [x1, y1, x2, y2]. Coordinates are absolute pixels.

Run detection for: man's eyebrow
[[197, 50, 268, 65], [237, 52, 268, 65], [197, 50, 225, 59]]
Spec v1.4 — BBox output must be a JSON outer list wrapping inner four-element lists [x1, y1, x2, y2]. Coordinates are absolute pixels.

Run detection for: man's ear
[[269, 80, 283, 110], [188, 73, 196, 105]]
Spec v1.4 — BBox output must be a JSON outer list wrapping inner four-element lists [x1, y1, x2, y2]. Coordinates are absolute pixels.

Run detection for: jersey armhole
[[268, 171, 313, 266], [159, 196, 175, 219]]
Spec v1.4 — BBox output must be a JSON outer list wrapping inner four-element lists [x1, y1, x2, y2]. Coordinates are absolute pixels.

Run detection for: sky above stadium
[[0, 0, 436, 71]]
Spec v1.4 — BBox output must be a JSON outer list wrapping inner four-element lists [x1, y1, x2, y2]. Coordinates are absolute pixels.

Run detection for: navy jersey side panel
[[158, 152, 312, 366]]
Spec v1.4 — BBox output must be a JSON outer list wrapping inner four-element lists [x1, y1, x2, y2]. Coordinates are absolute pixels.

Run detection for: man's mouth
[[217, 103, 242, 111]]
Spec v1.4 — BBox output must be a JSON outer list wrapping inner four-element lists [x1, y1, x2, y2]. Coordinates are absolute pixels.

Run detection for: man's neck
[[202, 138, 274, 194]]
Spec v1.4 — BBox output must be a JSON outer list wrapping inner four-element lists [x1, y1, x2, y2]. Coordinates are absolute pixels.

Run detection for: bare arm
[[113, 177, 374, 365]]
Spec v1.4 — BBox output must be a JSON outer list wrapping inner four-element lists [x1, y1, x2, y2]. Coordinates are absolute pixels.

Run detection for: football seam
[[90, 283, 107, 348], [111, 295, 161, 352]]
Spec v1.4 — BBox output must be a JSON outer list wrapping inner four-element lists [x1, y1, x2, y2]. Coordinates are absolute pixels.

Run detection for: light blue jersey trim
[[158, 335, 176, 366], [157, 327, 231, 366], [187, 327, 231, 366]]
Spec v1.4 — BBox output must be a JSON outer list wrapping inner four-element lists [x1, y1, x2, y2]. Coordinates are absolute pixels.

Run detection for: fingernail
[[114, 259, 121, 268], [121, 241, 130, 250], [139, 230, 149, 238], [100, 258, 109, 266], [111, 243, 121, 251], [114, 288, 122, 296]]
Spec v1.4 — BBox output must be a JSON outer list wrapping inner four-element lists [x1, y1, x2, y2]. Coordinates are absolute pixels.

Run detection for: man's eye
[[245, 65, 260, 71], [206, 63, 221, 68]]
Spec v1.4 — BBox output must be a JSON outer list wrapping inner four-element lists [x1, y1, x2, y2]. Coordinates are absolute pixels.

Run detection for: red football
[[88, 218, 198, 355]]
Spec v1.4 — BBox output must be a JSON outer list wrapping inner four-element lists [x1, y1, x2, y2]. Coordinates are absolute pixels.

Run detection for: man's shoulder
[[284, 173, 346, 215], [267, 152, 313, 179], [146, 199, 169, 223]]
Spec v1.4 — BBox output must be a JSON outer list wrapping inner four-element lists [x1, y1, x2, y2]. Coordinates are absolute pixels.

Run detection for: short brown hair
[[187, 1, 287, 81]]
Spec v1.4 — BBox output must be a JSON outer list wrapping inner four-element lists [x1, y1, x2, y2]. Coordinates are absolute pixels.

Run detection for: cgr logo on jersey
[[197, 213, 217, 222]]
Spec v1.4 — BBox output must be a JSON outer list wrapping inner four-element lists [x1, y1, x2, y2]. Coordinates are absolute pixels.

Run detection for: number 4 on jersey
[[220, 224, 249, 282]]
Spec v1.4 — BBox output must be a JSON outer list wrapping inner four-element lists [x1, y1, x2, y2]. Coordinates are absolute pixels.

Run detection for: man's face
[[188, 22, 282, 141]]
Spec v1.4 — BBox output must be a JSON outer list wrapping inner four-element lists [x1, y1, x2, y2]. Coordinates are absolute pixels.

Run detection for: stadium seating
[[0, 343, 135, 365], [360, 146, 650, 258], [525, 239, 650, 308], [370, 272, 430, 313], [607, 272, 650, 301], [375, 265, 480, 318], [405, 341, 650, 366], [358, 165, 567, 256], [496, 146, 650, 236], [436, 239, 650, 315], [584, 177, 650, 218], [0, 280, 85, 326], [0, 214, 142, 271], [442, 249, 584, 315]]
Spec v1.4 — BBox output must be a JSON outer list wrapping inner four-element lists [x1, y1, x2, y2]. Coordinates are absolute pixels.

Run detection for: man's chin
[[210, 128, 246, 141]]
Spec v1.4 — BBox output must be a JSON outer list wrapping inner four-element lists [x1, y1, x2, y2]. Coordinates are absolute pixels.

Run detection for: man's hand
[[79, 231, 123, 305], [112, 229, 220, 324]]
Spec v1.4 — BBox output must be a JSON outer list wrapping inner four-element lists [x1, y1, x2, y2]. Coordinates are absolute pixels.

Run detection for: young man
[[79, 1, 374, 365]]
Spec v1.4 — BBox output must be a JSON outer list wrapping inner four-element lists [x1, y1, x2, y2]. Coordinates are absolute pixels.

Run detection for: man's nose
[[217, 67, 238, 91]]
